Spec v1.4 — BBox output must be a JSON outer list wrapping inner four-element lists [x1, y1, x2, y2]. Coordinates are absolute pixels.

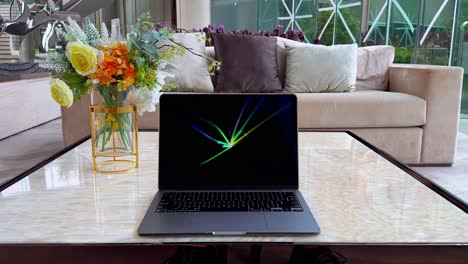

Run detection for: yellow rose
[[65, 42, 98, 76], [50, 78, 74, 108]]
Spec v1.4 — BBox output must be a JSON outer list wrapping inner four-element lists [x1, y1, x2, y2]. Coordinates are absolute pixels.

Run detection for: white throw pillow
[[285, 43, 358, 93], [160, 33, 214, 92], [356, 45, 395, 90], [276, 37, 306, 86]]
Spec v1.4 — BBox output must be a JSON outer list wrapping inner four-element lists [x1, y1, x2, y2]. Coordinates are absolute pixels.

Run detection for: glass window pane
[[335, 0, 362, 44], [365, 0, 388, 46], [389, 0, 420, 64], [416, 0, 456, 65], [317, 0, 335, 45], [211, 0, 258, 31], [259, 0, 280, 31], [294, 0, 317, 43]]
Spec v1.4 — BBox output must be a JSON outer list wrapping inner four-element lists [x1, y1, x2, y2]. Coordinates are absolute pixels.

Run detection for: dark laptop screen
[[158, 94, 298, 190]]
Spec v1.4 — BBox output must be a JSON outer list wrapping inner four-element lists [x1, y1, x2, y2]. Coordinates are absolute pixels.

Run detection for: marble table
[[0, 132, 467, 245]]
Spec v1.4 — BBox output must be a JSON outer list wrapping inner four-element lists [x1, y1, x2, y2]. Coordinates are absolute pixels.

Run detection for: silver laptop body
[[138, 94, 320, 235]]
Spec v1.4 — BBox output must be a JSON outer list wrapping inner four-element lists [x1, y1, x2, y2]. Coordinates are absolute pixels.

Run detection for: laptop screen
[[158, 94, 298, 190]]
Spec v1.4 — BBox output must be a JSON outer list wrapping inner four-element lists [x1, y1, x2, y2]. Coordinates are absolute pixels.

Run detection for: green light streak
[[200, 146, 232, 166], [202, 118, 231, 145]]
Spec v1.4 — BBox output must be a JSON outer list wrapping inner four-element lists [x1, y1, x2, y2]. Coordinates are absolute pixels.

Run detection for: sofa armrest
[[388, 63, 463, 164]]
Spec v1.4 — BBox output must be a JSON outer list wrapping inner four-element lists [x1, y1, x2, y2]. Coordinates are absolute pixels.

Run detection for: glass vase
[[89, 104, 139, 173]]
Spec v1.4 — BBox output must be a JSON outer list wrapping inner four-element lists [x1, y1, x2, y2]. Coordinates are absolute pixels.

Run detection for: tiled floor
[[412, 131, 468, 203], [460, 118, 468, 135], [0, 119, 467, 204]]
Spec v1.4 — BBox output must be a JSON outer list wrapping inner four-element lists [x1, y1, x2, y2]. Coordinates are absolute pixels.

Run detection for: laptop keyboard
[[156, 191, 303, 213]]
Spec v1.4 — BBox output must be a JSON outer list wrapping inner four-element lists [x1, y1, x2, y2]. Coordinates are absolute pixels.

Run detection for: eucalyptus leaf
[[159, 28, 170, 39], [152, 31, 163, 41], [142, 32, 152, 42], [142, 43, 157, 53]]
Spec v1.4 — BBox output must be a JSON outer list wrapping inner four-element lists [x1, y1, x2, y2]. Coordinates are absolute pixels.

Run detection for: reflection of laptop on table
[[138, 94, 320, 235]]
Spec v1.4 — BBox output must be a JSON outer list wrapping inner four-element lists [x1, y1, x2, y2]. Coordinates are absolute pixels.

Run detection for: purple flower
[[276, 25, 284, 32]]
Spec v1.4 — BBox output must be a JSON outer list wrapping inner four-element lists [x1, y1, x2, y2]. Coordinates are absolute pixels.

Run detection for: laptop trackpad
[[192, 213, 268, 234]]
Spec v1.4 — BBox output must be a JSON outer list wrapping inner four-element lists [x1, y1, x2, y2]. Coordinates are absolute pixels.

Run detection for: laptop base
[[138, 190, 320, 235]]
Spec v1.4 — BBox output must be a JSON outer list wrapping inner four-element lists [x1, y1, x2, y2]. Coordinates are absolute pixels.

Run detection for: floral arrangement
[[36, 12, 216, 113], [36, 13, 218, 153]]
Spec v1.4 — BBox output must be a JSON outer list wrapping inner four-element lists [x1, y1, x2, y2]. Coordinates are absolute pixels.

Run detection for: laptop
[[138, 94, 320, 235]]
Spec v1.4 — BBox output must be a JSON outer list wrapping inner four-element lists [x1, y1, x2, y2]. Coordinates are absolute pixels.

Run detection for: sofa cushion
[[297, 90, 426, 128], [159, 33, 214, 92], [212, 34, 282, 93], [285, 43, 358, 93], [356, 45, 394, 91], [276, 37, 304, 86], [277, 38, 395, 91]]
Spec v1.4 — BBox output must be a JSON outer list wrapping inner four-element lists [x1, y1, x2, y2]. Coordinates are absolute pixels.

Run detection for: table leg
[[250, 245, 262, 264], [216, 245, 228, 264]]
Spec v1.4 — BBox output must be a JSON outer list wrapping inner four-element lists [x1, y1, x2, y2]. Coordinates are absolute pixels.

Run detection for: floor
[[459, 118, 468, 134], [412, 131, 468, 202]]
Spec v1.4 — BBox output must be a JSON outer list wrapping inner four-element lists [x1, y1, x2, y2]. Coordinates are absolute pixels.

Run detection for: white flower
[[126, 69, 174, 116], [126, 88, 155, 115]]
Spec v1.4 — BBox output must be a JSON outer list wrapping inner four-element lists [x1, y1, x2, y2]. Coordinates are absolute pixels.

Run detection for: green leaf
[[142, 43, 156, 53], [60, 72, 88, 101], [136, 56, 145, 67], [62, 72, 86, 84], [152, 31, 163, 41], [159, 28, 170, 39], [141, 43, 158, 60], [126, 34, 133, 49], [142, 32, 152, 42]]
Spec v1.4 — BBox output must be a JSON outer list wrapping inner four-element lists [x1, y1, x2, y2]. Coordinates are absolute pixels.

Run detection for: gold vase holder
[[89, 105, 139, 174]]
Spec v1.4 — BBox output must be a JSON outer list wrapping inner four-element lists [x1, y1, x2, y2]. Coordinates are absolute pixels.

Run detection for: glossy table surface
[[0, 132, 467, 245]]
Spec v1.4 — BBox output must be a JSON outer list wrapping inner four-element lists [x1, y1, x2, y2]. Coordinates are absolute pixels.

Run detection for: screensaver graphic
[[192, 97, 290, 166]]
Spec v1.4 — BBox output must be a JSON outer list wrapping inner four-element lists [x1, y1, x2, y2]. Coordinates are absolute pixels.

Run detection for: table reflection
[[45, 164, 81, 189], [1, 177, 30, 196]]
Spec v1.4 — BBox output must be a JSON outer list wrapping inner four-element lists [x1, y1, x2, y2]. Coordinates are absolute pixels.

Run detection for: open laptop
[[138, 94, 320, 235]]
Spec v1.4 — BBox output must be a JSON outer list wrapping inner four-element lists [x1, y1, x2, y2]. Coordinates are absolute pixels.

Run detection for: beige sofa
[[60, 53, 463, 166]]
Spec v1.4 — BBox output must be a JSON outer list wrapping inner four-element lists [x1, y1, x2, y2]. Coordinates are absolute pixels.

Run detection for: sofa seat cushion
[[297, 90, 426, 129]]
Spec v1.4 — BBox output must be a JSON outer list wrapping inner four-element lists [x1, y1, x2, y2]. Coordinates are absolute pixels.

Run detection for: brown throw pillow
[[213, 34, 283, 93]]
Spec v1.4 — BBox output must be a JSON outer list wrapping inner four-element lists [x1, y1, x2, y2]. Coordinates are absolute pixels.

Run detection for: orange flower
[[88, 43, 136, 90]]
